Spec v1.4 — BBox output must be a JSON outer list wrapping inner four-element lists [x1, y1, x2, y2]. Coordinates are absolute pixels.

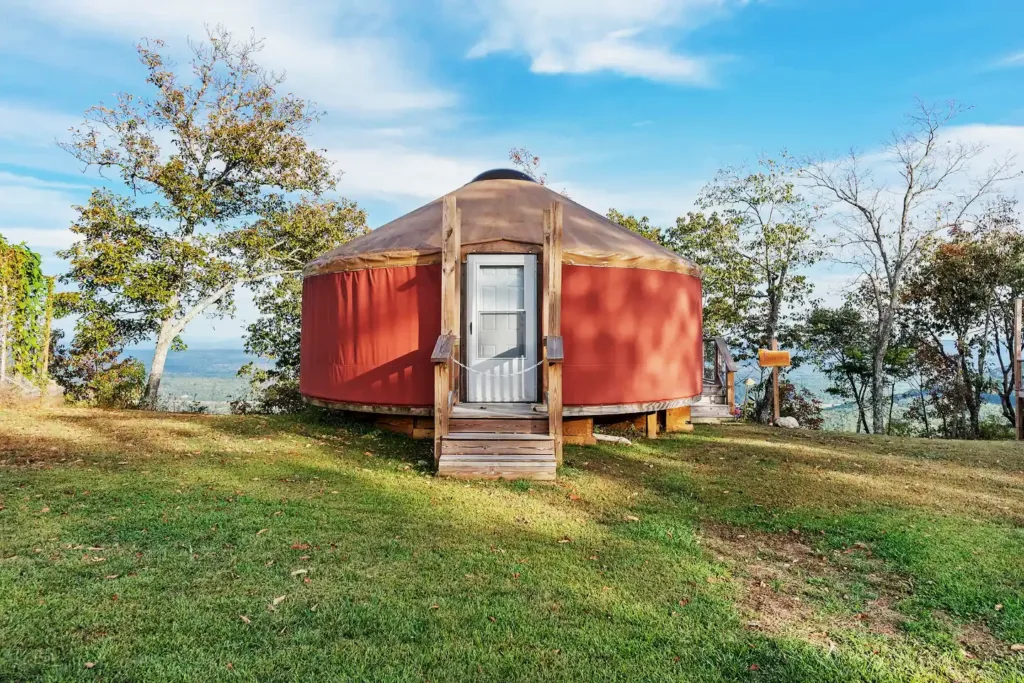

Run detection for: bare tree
[[803, 101, 1017, 433]]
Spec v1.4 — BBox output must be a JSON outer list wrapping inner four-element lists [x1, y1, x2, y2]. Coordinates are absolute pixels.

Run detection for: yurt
[[301, 169, 706, 479]]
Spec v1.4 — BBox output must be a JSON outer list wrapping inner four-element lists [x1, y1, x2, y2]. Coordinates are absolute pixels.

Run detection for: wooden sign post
[[757, 339, 791, 425]]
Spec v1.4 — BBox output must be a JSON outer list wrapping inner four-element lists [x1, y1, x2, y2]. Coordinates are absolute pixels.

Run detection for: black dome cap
[[471, 168, 536, 183]]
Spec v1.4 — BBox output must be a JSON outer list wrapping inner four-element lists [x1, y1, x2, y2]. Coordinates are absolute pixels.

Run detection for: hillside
[[1, 407, 1023, 681]]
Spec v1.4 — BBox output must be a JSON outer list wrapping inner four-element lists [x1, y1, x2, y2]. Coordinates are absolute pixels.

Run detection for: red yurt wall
[[300, 264, 702, 409], [560, 265, 702, 405], [300, 265, 441, 406]]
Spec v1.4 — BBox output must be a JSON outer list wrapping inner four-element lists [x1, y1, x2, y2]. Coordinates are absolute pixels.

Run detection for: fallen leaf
[[291, 569, 308, 576], [430, 604, 440, 609], [624, 515, 640, 522], [256, 529, 268, 536], [104, 575, 119, 580], [568, 493, 581, 501], [1011, 644, 1024, 652], [557, 537, 572, 544], [750, 664, 761, 671], [239, 615, 251, 624], [290, 543, 310, 550], [226, 662, 234, 670], [678, 599, 690, 607], [488, 616, 496, 623], [84, 662, 95, 669], [40, 507, 50, 513], [996, 604, 1003, 611], [272, 595, 287, 606]]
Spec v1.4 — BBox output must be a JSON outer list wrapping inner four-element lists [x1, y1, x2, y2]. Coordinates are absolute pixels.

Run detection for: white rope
[[451, 358, 544, 377]]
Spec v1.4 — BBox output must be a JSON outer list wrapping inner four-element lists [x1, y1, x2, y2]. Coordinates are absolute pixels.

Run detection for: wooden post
[[1015, 298, 1023, 441], [434, 195, 460, 464], [541, 212, 550, 398], [725, 371, 735, 414], [664, 406, 693, 433], [644, 412, 658, 439], [771, 338, 780, 425], [544, 202, 564, 465]]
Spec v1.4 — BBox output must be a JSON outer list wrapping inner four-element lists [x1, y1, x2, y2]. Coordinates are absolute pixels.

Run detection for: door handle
[[469, 321, 473, 334]]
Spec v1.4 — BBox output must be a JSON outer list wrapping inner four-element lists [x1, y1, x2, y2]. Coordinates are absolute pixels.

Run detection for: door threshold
[[451, 403, 547, 418]]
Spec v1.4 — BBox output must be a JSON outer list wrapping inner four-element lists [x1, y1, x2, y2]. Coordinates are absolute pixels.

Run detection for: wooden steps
[[438, 411, 556, 480], [692, 382, 738, 423]]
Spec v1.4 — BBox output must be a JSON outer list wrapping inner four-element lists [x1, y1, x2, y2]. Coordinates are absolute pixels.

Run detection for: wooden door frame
[[463, 253, 539, 403], [459, 242, 544, 402]]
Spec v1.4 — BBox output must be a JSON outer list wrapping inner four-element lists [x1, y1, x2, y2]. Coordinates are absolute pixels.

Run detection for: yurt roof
[[305, 170, 700, 277]]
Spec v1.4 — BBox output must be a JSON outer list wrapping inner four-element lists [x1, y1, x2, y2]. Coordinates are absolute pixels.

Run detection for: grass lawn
[[2, 407, 1024, 681]]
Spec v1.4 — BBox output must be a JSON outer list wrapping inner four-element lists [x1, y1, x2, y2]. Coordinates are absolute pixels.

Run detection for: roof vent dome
[[470, 168, 536, 183]]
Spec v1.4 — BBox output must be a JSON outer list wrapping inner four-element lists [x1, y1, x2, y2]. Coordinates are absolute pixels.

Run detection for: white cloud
[[330, 145, 498, 201], [9, 0, 453, 116], [0, 227, 77, 249], [463, 0, 742, 84], [0, 170, 83, 250], [995, 50, 1024, 67], [0, 103, 79, 147]]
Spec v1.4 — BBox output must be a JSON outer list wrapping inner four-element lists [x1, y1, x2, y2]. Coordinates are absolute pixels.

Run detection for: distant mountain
[[121, 347, 269, 379]]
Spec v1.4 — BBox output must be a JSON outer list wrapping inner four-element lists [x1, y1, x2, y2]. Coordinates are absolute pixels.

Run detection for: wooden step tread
[[449, 418, 549, 434], [441, 441, 553, 457], [443, 432, 552, 441], [438, 456, 556, 481]]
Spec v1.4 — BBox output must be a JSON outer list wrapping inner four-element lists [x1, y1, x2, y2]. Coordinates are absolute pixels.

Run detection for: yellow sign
[[758, 349, 791, 368]]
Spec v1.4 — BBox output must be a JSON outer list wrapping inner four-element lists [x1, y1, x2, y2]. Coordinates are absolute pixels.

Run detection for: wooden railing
[[432, 333, 456, 463], [703, 337, 738, 411]]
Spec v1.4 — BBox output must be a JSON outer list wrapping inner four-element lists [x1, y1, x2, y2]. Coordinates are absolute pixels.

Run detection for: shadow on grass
[[1, 409, 1022, 680]]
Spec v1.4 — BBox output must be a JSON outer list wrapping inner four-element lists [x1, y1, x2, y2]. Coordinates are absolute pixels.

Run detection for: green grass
[[1, 408, 1023, 681]]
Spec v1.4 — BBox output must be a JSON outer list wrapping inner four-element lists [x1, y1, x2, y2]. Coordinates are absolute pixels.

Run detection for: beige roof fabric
[[305, 177, 700, 277]]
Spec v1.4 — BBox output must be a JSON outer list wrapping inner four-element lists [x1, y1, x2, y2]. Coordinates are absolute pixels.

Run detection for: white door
[[466, 254, 538, 402]]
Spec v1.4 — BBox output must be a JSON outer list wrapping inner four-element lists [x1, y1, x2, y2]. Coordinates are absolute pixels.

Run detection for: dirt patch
[[701, 522, 909, 648], [944, 613, 1009, 660]]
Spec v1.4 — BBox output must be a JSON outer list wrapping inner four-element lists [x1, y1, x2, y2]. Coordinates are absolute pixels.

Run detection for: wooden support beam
[[644, 412, 658, 439], [725, 371, 735, 413], [1015, 298, 1023, 441], [564, 417, 596, 445], [664, 406, 693, 433], [544, 202, 564, 465], [435, 195, 461, 465]]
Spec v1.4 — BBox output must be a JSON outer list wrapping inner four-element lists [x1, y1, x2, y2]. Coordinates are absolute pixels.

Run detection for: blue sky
[[2, 0, 1024, 347]]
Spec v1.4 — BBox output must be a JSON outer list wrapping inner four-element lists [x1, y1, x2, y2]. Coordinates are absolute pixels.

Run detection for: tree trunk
[[991, 313, 1016, 425], [918, 374, 931, 438], [871, 340, 889, 435], [887, 381, 896, 434], [957, 339, 981, 439], [142, 320, 175, 410], [847, 372, 870, 434]]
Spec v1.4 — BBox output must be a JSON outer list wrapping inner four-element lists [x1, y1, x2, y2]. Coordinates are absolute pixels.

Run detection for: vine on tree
[[0, 236, 53, 386]]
